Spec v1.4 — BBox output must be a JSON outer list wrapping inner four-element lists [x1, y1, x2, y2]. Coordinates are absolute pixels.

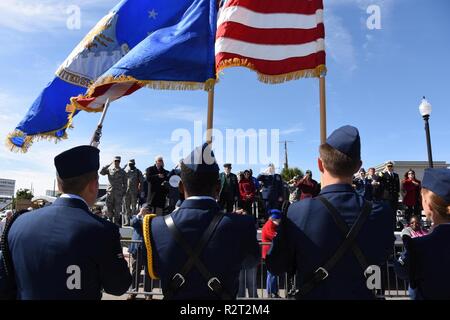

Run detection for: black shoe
[[287, 289, 299, 297]]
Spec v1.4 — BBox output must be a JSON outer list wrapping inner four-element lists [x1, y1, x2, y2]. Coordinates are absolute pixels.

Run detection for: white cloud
[[0, 0, 114, 33], [146, 104, 207, 123], [280, 123, 305, 136], [0, 0, 67, 33], [324, 0, 395, 69], [324, 10, 357, 72]]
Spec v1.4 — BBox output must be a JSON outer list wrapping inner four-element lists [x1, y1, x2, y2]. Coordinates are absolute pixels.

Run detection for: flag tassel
[[5, 110, 76, 153], [69, 76, 217, 113], [217, 59, 326, 84]]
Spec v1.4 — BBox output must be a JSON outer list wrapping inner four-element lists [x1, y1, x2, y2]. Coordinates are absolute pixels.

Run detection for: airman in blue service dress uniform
[[395, 168, 450, 300], [142, 143, 260, 300], [266, 125, 394, 299], [0, 146, 131, 300]]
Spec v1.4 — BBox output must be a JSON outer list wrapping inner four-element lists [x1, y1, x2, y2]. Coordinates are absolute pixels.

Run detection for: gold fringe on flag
[[216, 58, 327, 84], [5, 108, 76, 153], [7, 75, 216, 152], [69, 75, 217, 113]]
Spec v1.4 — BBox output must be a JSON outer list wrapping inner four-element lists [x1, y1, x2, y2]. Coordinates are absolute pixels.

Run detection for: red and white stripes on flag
[[215, 0, 326, 83], [71, 80, 142, 112]]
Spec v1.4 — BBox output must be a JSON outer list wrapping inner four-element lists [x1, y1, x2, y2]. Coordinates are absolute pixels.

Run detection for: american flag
[[71, 81, 142, 112], [215, 0, 326, 83]]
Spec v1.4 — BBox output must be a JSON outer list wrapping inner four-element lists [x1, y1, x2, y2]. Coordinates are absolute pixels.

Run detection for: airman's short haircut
[[319, 143, 361, 178], [57, 171, 98, 195]]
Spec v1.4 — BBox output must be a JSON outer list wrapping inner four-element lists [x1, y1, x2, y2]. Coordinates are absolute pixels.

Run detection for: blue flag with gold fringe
[[72, 0, 217, 113], [7, 0, 217, 152]]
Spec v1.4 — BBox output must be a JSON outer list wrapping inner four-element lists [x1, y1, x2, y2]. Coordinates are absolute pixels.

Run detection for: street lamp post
[[419, 97, 434, 168]]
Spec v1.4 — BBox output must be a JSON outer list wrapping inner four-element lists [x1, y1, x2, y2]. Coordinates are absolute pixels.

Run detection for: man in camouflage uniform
[[124, 159, 144, 225], [100, 156, 127, 227]]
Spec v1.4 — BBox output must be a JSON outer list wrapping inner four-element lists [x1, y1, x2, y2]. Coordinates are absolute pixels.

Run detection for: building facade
[[0, 178, 15, 198], [372, 161, 449, 182]]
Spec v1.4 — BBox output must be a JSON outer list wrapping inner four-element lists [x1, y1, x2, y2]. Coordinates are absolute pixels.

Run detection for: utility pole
[[280, 140, 294, 170]]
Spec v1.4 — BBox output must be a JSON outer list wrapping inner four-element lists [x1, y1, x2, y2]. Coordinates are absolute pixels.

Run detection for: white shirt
[[185, 196, 216, 201], [60, 193, 89, 207]]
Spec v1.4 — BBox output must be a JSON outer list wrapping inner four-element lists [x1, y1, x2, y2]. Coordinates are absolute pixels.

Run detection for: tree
[[281, 167, 303, 182], [16, 188, 34, 200]]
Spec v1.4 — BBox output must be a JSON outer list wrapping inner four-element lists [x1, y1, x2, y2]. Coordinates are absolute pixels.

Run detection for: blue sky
[[0, 0, 449, 196]]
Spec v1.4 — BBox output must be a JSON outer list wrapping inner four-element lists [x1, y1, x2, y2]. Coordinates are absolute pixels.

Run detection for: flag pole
[[206, 86, 215, 145], [319, 76, 327, 144], [319, 75, 327, 185], [90, 99, 111, 148]]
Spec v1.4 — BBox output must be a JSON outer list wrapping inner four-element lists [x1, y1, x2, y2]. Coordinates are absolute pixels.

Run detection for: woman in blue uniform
[[400, 168, 450, 299]]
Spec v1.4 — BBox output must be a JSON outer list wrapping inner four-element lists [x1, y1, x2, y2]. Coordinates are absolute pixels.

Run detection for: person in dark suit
[[378, 161, 400, 215], [257, 164, 284, 216], [353, 168, 373, 201], [266, 125, 394, 300], [368, 167, 382, 200], [219, 163, 239, 213], [145, 155, 169, 215], [166, 166, 182, 214], [142, 143, 260, 300], [0, 146, 131, 300], [395, 168, 450, 300]]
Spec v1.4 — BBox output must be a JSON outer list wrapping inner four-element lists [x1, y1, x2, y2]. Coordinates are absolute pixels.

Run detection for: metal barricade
[[382, 243, 410, 299], [120, 238, 410, 300], [121, 239, 162, 299]]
